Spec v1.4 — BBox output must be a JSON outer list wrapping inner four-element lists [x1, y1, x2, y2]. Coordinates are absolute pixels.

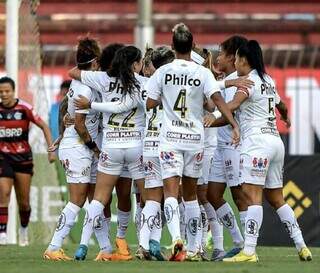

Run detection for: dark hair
[[143, 47, 154, 67], [221, 35, 248, 57], [60, 80, 71, 90], [237, 40, 266, 81], [172, 23, 193, 54], [0, 76, 15, 90], [109, 45, 142, 96], [151, 46, 175, 69], [100, 43, 125, 72], [76, 37, 101, 70]]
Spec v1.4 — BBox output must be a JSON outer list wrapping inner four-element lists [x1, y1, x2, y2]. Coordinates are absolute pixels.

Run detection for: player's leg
[[182, 151, 203, 261], [160, 150, 185, 261], [224, 137, 266, 263], [45, 147, 92, 260], [196, 184, 209, 261], [0, 167, 14, 245], [13, 168, 33, 247], [75, 149, 122, 261], [207, 148, 225, 261], [220, 148, 244, 257], [138, 156, 165, 260], [115, 177, 132, 258], [264, 141, 311, 261]]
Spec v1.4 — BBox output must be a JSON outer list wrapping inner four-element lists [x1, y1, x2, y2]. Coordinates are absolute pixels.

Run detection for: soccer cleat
[[211, 249, 226, 261], [135, 246, 152, 261], [200, 250, 210, 261], [74, 244, 88, 261], [223, 247, 242, 259], [115, 237, 132, 258], [111, 252, 133, 261], [94, 251, 112, 261], [43, 249, 72, 261], [223, 250, 258, 262], [18, 227, 29, 247], [149, 239, 167, 261], [185, 251, 202, 262], [169, 239, 186, 262], [0, 232, 7, 245], [298, 247, 312, 261]]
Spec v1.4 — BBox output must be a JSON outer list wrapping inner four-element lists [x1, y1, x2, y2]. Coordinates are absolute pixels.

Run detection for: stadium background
[[0, 0, 319, 248]]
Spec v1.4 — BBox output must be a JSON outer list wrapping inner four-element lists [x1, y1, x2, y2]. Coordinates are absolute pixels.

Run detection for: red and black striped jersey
[[0, 99, 43, 163]]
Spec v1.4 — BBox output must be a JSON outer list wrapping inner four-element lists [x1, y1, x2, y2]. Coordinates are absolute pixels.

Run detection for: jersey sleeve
[[91, 95, 139, 114], [81, 71, 109, 93], [75, 85, 92, 115], [145, 70, 162, 101], [25, 104, 43, 125], [203, 68, 221, 99]]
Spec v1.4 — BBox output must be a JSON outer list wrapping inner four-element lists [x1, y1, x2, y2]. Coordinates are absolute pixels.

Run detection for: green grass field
[[0, 244, 319, 273]]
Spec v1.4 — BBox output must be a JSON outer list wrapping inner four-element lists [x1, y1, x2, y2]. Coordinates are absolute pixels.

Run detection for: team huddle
[[0, 22, 312, 263]]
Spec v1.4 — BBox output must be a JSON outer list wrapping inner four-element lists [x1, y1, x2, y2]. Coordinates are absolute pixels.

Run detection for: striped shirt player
[[0, 99, 43, 176]]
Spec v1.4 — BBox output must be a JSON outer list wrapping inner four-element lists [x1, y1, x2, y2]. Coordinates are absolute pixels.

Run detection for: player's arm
[[227, 89, 248, 112], [219, 76, 254, 90], [145, 69, 162, 110], [74, 94, 138, 114], [74, 113, 100, 158], [276, 100, 291, 128]]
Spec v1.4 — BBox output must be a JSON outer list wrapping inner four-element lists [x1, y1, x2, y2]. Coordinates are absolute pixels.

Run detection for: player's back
[[239, 69, 279, 138], [155, 59, 216, 151], [61, 79, 100, 147]]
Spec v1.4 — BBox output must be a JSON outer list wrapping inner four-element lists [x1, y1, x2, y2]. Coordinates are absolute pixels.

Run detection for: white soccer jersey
[[217, 71, 238, 147], [204, 119, 217, 148], [146, 59, 220, 151], [81, 71, 145, 148], [238, 69, 280, 139], [60, 79, 101, 149]]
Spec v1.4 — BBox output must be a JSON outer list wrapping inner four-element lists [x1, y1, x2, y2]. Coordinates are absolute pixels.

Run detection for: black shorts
[[0, 157, 33, 178]]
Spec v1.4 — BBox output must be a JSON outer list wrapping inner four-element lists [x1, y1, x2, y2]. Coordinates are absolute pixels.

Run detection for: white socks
[[116, 209, 130, 239], [49, 202, 80, 251], [179, 202, 186, 241], [200, 205, 208, 251], [164, 197, 181, 242], [80, 200, 104, 247], [139, 200, 161, 250], [239, 210, 247, 235], [94, 214, 112, 253], [184, 200, 200, 253], [204, 202, 224, 251], [276, 204, 306, 251], [216, 202, 244, 248], [243, 205, 263, 256]]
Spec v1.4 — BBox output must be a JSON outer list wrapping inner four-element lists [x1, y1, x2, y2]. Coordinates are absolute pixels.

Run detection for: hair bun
[[172, 22, 190, 33]]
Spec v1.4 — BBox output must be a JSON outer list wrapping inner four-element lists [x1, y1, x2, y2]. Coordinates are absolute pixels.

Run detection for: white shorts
[[144, 156, 163, 189], [159, 148, 204, 180], [59, 145, 96, 184], [209, 146, 241, 187], [240, 134, 284, 189], [98, 146, 144, 180], [121, 164, 131, 178], [197, 148, 215, 185]]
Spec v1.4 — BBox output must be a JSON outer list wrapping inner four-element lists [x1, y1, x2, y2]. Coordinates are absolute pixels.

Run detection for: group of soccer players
[[0, 22, 312, 263]]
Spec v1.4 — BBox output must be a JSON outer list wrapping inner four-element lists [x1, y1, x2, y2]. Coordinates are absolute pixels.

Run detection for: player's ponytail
[[76, 37, 101, 70], [237, 40, 266, 81], [109, 45, 142, 97]]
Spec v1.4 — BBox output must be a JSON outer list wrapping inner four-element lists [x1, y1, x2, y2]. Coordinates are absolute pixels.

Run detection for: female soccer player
[[210, 40, 312, 262], [43, 37, 110, 261], [146, 23, 239, 261], [69, 45, 145, 261], [0, 76, 55, 246]]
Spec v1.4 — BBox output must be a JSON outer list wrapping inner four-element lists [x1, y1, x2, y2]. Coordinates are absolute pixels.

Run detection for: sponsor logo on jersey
[[14, 112, 23, 120], [251, 157, 268, 177], [106, 131, 141, 140], [0, 128, 23, 138], [166, 132, 201, 142], [164, 74, 201, 86]]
